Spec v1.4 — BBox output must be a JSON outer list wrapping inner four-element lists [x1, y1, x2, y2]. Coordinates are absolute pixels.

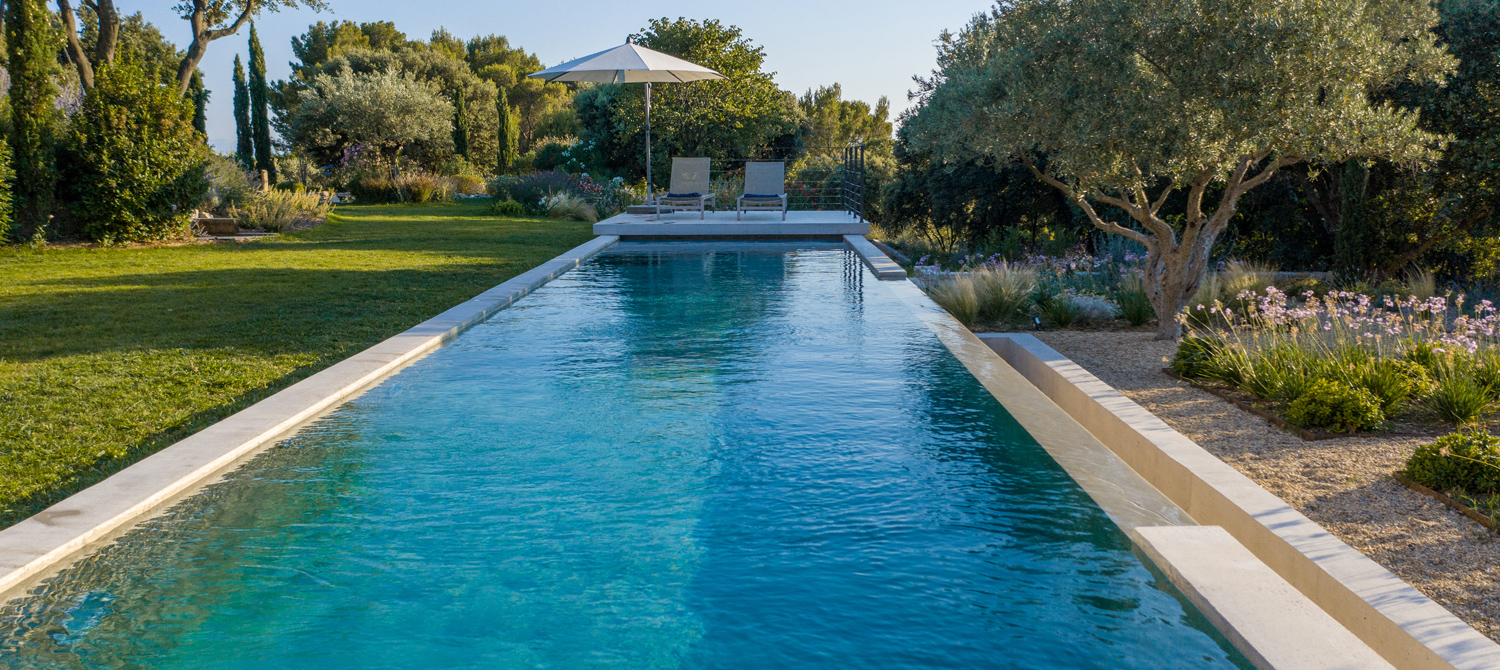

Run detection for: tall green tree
[[233, 54, 254, 165], [576, 19, 796, 177], [5, 0, 58, 241], [905, 0, 1453, 338], [496, 89, 518, 174], [189, 71, 210, 135], [453, 84, 471, 159], [248, 23, 274, 180], [282, 67, 454, 165]]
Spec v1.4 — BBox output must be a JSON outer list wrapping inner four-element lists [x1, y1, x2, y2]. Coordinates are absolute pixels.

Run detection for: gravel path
[[1033, 330, 1500, 642]]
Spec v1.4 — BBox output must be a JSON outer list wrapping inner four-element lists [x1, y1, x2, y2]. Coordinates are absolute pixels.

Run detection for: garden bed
[[1031, 330, 1500, 643], [1161, 367, 1450, 441]]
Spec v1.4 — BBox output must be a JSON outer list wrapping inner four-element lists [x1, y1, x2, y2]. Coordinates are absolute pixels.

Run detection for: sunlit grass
[[0, 201, 593, 526]]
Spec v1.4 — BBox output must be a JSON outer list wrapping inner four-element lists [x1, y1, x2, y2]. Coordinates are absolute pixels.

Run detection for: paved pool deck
[[593, 209, 870, 237]]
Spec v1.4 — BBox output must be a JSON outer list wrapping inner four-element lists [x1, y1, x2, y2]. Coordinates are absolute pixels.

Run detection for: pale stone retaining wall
[[980, 333, 1500, 670]]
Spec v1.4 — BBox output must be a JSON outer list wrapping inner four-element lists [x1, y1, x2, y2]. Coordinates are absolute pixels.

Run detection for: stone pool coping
[[0, 235, 621, 603], [979, 333, 1500, 670]]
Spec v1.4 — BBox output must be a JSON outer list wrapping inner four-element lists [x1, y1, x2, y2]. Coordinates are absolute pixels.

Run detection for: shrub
[[489, 171, 581, 212], [59, 61, 209, 243], [925, 275, 980, 326], [532, 137, 575, 172], [1072, 293, 1119, 325], [452, 174, 486, 195], [541, 192, 598, 222], [350, 176, 399, 204], [1403, 430, 1500, 496], [1285, 378, 1384, 433], [971, 264, 1037, 325], [203, 154, 256, 213], [236, 190, 332, 232], [274, 181, 307, 194], [491, 199, 525, 217], [399, 173, 444, 204], [1358, 358, 1431, 416], [1037, 292, 1083, 327], [1426, 358, 1494, 426], [1171, 336, 1227, 379], [1114, 278, 1154, 326]]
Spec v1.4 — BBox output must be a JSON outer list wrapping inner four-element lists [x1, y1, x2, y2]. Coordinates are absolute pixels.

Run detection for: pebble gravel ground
[[1033, 330, 1500, 642]]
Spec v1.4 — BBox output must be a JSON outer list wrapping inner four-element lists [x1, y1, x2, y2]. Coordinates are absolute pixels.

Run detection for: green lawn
[[0, 201, 594, 527]]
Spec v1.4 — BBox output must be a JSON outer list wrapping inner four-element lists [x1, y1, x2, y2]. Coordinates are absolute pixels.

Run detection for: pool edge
[[0, 235, 621, 604], [981, 333, 1500, 670]]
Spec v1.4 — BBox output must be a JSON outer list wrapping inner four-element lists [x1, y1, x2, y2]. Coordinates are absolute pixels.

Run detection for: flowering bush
[[1178, 284, 1500, 429]]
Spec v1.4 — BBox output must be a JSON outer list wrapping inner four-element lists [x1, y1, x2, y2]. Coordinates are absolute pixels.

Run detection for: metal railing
[[685, 145, 865, 221]]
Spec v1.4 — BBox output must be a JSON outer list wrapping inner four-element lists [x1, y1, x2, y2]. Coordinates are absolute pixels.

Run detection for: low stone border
[[879, 268, 1398, 666], [0, 235, 621, 603], [843, 235, 907, 279], [981, 333, 1500, 670], [1133, 525, 1395, 670], [1392, 472, 1500, 533]]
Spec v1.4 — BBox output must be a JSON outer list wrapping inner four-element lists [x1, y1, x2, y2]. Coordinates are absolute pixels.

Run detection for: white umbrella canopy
[[527, 39, 725, 201], [529, 41, 725, 84]]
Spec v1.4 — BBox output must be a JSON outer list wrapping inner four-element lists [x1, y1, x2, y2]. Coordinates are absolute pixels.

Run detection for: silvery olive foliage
[[905, 0, 1456, 338], [285, 65, 455, 164]]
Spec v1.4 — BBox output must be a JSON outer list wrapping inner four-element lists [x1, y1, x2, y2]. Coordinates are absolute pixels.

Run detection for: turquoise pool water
[[1, 242, 1250, 669]]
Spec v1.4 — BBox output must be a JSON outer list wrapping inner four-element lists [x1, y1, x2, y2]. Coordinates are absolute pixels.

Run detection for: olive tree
[[905, 0, 1455, 338], [283, 66, 454, 165]]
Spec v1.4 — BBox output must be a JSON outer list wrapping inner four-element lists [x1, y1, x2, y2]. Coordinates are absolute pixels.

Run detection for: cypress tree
[[453, 85, 470, 160], [233, 55, 253, 166], [248, 23, 274, 181], [5, 0, 56, 240], [496, 90, 518, 174], [189, 71, 209, 135]]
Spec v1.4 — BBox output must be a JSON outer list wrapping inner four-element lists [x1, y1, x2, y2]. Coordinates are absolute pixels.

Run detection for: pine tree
[[233, 55, 253, 166], [189, 71, 210, 135], [496, 90, 518, 174], [5, 0, 57, 240], [248, 23, 274, 181], [453, 85, 471, 160]]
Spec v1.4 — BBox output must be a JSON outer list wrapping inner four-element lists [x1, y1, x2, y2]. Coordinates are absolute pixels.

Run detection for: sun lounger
[[656, 157, 715, 219], [737, 161, 788, 221]]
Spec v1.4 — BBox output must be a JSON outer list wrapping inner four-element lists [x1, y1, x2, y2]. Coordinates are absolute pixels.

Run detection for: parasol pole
[[645, 81, 653, 202]]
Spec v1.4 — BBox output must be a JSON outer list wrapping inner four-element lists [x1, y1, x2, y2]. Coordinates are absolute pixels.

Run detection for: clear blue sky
[[125, 0, 991, 153]]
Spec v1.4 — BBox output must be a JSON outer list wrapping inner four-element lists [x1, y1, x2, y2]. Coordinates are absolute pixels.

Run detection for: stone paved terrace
[[592, 209, 870, 237]]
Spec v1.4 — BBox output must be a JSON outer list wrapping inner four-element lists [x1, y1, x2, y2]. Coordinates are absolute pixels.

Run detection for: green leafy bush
[[1284, 378, 1385, 433], [491, 199, 525, 217], [1403, 430, 1500, 496], [274, 181, 307, 193], [1171, 336, 1227, 379], [59, 61, 209, 243]]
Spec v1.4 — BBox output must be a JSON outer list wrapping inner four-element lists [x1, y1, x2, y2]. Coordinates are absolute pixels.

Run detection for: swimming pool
[[0, 241, 1250, 668]]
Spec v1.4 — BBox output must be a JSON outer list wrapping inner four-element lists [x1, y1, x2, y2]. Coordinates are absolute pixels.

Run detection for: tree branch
[[1023, 157, 1153, 247], [176, 0, 259, 95], [56, 0, 94, 89], [89, 0, 118, 65]]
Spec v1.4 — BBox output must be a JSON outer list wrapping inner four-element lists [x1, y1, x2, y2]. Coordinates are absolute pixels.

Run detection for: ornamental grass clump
[[1403, 430, 1500, 497], [971, 264, 1037, 325], [924, 274, 980, 326], [1114, 275, 1154, 326]]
